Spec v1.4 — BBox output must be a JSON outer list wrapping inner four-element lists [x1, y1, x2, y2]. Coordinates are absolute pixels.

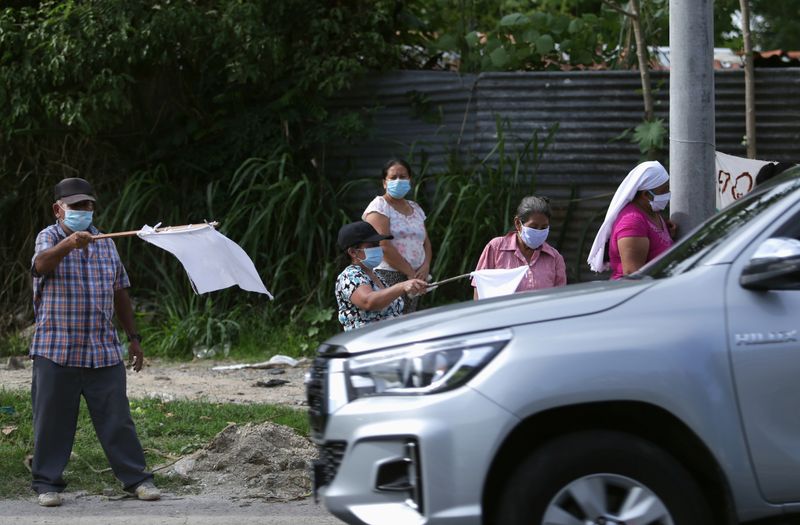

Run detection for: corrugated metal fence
[[326, 69, 800, 282]]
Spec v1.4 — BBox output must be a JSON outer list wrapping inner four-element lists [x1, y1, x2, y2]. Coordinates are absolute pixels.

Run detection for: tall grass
[[2, 121, 559, 358], [220, 152, 349, 307], [416, 121, 559, 301], [90, 149, 349, 357], [0, 166, 57, 332]]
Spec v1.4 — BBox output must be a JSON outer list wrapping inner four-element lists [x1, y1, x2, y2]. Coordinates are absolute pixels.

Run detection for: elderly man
[[30, 177, 160, 507]]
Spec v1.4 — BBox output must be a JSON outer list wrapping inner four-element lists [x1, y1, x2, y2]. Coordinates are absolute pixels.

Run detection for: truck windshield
[[634, 174, 799, 279]]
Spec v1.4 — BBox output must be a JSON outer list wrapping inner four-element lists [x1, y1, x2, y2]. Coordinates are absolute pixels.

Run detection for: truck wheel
[[492, 430, 713, 525]]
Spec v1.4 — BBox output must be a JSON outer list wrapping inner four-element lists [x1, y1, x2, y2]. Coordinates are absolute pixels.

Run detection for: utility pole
[[669, 0, 716, 234]]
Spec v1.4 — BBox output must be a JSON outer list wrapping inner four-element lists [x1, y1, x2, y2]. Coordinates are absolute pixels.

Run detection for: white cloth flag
[[471, 266, 529, 299], [715, 151, 772, 209], [137, 224, 273, 297]]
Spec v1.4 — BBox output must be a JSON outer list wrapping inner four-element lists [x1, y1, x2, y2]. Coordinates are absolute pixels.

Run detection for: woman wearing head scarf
[[362, 159, 432, 314], [587, 161, 677, 279], [335, 221, 428, 331], [472, 195, 567, 299]]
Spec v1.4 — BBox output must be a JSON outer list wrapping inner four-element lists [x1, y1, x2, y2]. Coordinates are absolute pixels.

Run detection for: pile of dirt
[[164, 422, 317, 501]]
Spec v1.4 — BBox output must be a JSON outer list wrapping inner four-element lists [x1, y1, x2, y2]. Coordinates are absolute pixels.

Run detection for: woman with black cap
[[335, 221, 429, 331]]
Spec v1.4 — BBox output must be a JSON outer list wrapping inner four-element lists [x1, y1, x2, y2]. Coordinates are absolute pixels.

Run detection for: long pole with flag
[[92, 222, 219, 240]]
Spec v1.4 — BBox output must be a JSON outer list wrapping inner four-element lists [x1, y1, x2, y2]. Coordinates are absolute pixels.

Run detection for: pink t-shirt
[[473, 232, 567, 292], [609, 203, 673, 280]]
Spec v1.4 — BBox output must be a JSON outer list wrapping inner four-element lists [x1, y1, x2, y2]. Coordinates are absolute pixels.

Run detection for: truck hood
[[323, 278, 654, 355]]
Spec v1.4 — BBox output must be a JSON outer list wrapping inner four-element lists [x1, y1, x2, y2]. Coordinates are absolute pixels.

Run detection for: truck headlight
[[345, 329, 511, 399]]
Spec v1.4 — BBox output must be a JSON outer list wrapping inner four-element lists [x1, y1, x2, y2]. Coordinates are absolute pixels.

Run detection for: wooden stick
[[92, 221, 219, 240], [427, 272, 472, 288]]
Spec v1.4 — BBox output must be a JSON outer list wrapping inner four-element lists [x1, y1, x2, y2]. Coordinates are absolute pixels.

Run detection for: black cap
[[54, 178, 96, 205], [337, 221, 393, 250]]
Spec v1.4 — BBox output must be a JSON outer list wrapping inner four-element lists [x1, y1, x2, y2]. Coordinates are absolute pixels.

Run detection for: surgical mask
[[519, 225, 550, 249], [358, 246, 383, 269], [648, 191, 671, 212], [386, 179, 411, 199], [61, 207, 93, 231]]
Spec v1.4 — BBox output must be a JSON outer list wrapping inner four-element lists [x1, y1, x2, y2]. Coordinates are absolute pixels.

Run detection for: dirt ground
[[0, 356, 310, 407], [0, 495, 342, 524], [0, 357, 346, 525]]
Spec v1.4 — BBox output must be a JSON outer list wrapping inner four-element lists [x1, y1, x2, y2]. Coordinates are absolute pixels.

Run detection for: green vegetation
[[418, 122, 559, 280], [0, 389, 308, 498], [393, 0, 791, 72], [0, 333, 29, 358], [3, 1, 780, 356], [0, 0, 399, 331]]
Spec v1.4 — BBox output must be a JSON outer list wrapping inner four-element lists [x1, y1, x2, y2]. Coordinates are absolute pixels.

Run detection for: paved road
[[0, 494, 344, 525]]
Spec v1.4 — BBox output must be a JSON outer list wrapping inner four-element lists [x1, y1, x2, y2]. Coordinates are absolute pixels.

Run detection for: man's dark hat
[[337, 221, 393, 250], [54, 178, 96, 205]]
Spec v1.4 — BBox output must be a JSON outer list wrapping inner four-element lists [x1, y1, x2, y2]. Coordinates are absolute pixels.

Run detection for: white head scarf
[[587, 161, 669, 272]]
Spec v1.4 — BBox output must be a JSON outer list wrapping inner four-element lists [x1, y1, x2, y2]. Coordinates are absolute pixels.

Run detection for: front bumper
[[314, 385, 518, 525]]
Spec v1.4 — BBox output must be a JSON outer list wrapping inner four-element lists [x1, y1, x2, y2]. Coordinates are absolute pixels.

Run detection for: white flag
[[715, 151, 772, 209], [137, 224, 273, 298], [471, 266, 529, 299]]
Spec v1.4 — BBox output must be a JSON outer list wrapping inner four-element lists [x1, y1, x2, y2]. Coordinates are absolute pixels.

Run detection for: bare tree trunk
[[623, 17, 633, 68], [740, 0, 757, 158], [628, 0, 654, 121]]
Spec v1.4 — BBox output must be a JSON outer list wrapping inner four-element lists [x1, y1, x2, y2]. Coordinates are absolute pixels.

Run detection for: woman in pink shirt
[[587, 161, 677, 279], [608, 188, 675, 279], [473, 196, 567, 299]]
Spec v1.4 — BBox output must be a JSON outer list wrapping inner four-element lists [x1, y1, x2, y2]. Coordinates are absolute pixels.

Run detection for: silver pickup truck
[[307, 168, 800, 525]]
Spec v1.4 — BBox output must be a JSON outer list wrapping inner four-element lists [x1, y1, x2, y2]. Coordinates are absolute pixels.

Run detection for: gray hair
[[516, 195, 551, 221]]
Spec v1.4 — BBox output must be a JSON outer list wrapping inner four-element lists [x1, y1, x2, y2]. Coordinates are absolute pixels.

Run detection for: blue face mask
[[358, 246, 384, 269], [386, 179, 411, 199], [519, 225, 549, 249], [61, 208, 93, 232]]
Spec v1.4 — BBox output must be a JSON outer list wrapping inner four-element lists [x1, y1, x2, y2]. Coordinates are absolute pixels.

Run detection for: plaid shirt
[[30, 222, 130, 368]]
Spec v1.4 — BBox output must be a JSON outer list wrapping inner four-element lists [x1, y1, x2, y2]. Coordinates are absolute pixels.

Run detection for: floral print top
[[335, 265, 404, 331], [362, 196, 427, 271]]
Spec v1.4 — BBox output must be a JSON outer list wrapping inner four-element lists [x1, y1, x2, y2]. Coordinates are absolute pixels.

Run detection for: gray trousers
[[31, 356, 152, 494]]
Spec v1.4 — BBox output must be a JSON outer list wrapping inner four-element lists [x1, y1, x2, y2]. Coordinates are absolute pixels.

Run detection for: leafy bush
[[0, 0, 401, 335], [0, 1, 564, 358]]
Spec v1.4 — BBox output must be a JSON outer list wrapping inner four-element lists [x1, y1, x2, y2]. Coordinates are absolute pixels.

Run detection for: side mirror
[[740, 237, 800, 291]]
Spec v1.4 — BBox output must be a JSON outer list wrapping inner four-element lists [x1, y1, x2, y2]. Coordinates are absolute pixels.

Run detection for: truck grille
[[315, 441, 347, 488], [306, 357, 329, 438]]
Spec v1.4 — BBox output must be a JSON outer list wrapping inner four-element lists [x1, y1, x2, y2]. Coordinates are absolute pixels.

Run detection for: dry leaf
[[2, 425, 17, 436], [199, 416, 212, 420]]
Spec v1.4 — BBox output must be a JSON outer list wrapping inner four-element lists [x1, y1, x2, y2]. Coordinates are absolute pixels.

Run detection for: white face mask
[[519, 225, 550, 249], [648, 191, 671, 212]]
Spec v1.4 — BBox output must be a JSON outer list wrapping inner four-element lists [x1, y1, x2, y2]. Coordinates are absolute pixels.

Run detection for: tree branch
[[602, 0, 637, 19]]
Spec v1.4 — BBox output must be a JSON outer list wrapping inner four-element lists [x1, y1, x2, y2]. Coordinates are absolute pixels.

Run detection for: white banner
[[137, 223, 273, 297], [715, 151, 772, 209]]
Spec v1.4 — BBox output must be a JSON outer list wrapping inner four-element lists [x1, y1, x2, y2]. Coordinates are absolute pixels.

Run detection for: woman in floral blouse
[[363, 158, 433, 313], [335, 221, 428, 331]]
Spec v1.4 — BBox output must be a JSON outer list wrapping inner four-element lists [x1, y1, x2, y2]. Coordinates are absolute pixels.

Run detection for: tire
[[491, 430, 714, 525]]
